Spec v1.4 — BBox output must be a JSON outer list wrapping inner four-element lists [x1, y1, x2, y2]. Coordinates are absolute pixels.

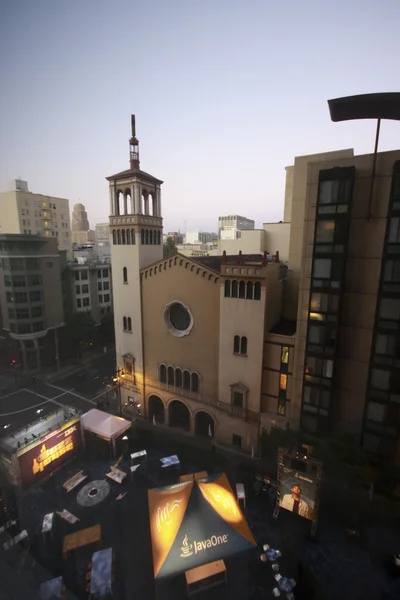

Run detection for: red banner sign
[[18, 418, 82, 490]]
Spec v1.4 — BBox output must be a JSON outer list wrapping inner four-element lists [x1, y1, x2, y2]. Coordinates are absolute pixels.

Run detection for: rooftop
[[190, 253, 280, 274], [0, 390, 78, 454], [105, 167, 163, 185], [269, 319, 297, 336]]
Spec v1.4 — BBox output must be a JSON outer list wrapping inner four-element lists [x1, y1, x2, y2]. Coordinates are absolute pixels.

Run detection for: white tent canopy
[[81, 409, 131, 441]]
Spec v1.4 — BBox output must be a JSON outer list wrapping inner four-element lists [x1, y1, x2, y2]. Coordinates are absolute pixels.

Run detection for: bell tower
[[106, 115, 163, 409]]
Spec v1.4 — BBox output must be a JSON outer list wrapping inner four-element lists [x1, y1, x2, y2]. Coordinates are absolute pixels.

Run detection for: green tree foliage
[[163, 236, 177, 258], [66, 312, 96, 349], [99, 311, 115, 344]]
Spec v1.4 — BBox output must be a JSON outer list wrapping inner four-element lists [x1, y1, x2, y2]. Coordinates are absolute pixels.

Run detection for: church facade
[[106, 116, 287, 453]]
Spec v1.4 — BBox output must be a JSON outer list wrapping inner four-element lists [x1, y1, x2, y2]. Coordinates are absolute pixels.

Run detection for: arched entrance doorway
[[194, 411, 214, 438], [148, 395, 165, 423], [168, 400, 190, 431]]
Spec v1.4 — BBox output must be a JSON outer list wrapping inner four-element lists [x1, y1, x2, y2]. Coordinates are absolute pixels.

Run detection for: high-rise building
[[0, 234, 64, 370], [71, 202, 95, 245], [261, 147, 400, 466], [95, 223, 110, 244], [218, 215, 255, 240], [0, 180, 72, 258]]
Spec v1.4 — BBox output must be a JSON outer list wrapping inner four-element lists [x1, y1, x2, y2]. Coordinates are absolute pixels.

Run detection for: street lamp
[[112, 368, 125, 416]]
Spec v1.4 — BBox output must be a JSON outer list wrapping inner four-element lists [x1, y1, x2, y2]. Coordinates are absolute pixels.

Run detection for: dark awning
[[328, 93, 400, 122], [148, 473, 256, 579]]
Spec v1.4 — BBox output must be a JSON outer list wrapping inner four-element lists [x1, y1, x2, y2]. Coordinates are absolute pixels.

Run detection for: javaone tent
[[148, 473, 256, 579]]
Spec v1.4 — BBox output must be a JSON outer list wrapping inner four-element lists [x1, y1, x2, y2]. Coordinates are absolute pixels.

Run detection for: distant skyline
[[1, 0, 400, 233]]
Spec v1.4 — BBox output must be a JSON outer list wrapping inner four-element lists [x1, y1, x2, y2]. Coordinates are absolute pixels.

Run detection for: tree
[[65, 312, 96, 358], [99, 311, 115, 345], [163, 236, 177, 258]]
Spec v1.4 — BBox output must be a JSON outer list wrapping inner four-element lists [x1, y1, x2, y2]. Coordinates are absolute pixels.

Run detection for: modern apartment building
[[0, 180, 72, 259], [0, 235, 64, 370], [261, 148, 400, 466], [218, 215, 255, 240]]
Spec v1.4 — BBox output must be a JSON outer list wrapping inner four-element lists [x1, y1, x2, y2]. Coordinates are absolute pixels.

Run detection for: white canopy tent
[[81, 409, 131, 454]]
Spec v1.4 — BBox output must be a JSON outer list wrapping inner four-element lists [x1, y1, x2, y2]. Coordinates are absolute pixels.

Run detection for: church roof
[[190, 254, 265, 273], [106, 167, 163, 185]]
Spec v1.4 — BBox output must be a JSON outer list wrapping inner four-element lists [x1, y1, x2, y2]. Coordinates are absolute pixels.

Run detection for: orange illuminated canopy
[[148, 473, 256, 579]]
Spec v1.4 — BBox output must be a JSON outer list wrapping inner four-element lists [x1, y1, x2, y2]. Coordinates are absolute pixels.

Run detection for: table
[[160, 455, 180, 468], [39, 577, 63, 600], [236, 483, 246, 508], [3, 529, 28, 550], [63, 524, 101, 559], [185, 559, 226, 595], [63, 470, 87, 492], [57, 509, 79, 525], [106, 467, 126, 484], [90, 547, 113, 597], [179, 473, 195, 483], [194, 471, 208, 480], [131, 449, 147, 462], [275, 574, 295, 594]]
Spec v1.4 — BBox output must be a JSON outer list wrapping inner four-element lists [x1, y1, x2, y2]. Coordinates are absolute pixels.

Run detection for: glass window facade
[[301, 166, 355, 434]]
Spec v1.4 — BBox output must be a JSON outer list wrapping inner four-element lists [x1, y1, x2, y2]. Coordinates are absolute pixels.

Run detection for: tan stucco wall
[[141, 257, 220, 399], [0, 191, 20, 233], [218, 278, 266, 413], [218, 229, 266, 255], [262, 223, 290, 262]]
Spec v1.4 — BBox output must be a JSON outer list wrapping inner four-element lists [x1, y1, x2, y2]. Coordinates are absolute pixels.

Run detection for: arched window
[[175, 368, 182, 388], [126, 229, 131, 245], [254, 282, 261, 300], [224, 280, 231, 298], [112, 230, 117, 245], [121, 229, 126, 245], [183, 370, 191, 391], [159, 364, 167, 384], [132, 229, 136, 245], [191, 373, 199, 393], [231, 280, 238, 298], [239, 281, 246, 298], [127, 317, 132, 331], [154, 230, 157, 245], [145, 229, 149, 245], [123, 316, 127, 331], [123, 267, 128, 283], [149, 230, 153, 245], [246, 281, 253, 299], [117, 230, 121, 245], [240, 336, 247, 355], [167, 366, 174, 386], [141, 229, 145, 245], [233, 335, 240, 354], [157, 231, 161, 245]]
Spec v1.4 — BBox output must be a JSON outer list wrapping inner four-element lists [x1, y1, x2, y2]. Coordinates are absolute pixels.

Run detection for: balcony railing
[[145, 377, 259, 424]]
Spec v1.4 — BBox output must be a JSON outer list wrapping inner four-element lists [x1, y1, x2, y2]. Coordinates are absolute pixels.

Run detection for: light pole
[[112, 368, 125, 416]]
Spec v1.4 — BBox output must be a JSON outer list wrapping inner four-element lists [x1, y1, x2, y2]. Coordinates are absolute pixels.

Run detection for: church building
[[107, 116, 290, 453]]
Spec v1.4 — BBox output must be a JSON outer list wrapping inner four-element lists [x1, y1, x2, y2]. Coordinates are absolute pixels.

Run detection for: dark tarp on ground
[[148, 472, 256, 579]]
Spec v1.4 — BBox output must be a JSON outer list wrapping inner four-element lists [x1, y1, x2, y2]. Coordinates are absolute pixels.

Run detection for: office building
[[0, 235, 64, 370], [218, 215, 255, 240], [71, 203, 95, 245], [0, 180, 72, 259], [95, 223, 110, 244], [65, 261, 113, 324]]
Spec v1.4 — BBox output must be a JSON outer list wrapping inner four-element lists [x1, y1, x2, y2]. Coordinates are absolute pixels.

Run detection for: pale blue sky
[[1, 0, 400, 233]]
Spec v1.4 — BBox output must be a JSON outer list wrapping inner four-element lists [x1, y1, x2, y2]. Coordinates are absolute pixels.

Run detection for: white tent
[[81, 409, 131, 441]]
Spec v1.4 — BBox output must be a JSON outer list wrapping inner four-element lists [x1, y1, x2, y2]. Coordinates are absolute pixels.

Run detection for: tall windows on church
[[159, 363, 201, 394], [112, 228, 136, 245], [140, 229, 161, 245], [123, 267, 128, 283], [123, 316, 132, 332]]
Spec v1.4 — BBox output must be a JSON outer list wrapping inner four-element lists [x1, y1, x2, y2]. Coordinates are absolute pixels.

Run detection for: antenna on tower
[[131, 115, 136, 137]]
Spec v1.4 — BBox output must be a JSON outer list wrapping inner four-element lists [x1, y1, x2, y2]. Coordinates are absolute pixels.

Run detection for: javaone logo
[[180, 533, 229, 558], [209, 489, 238, 516], [156, 499, 183, 532]]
